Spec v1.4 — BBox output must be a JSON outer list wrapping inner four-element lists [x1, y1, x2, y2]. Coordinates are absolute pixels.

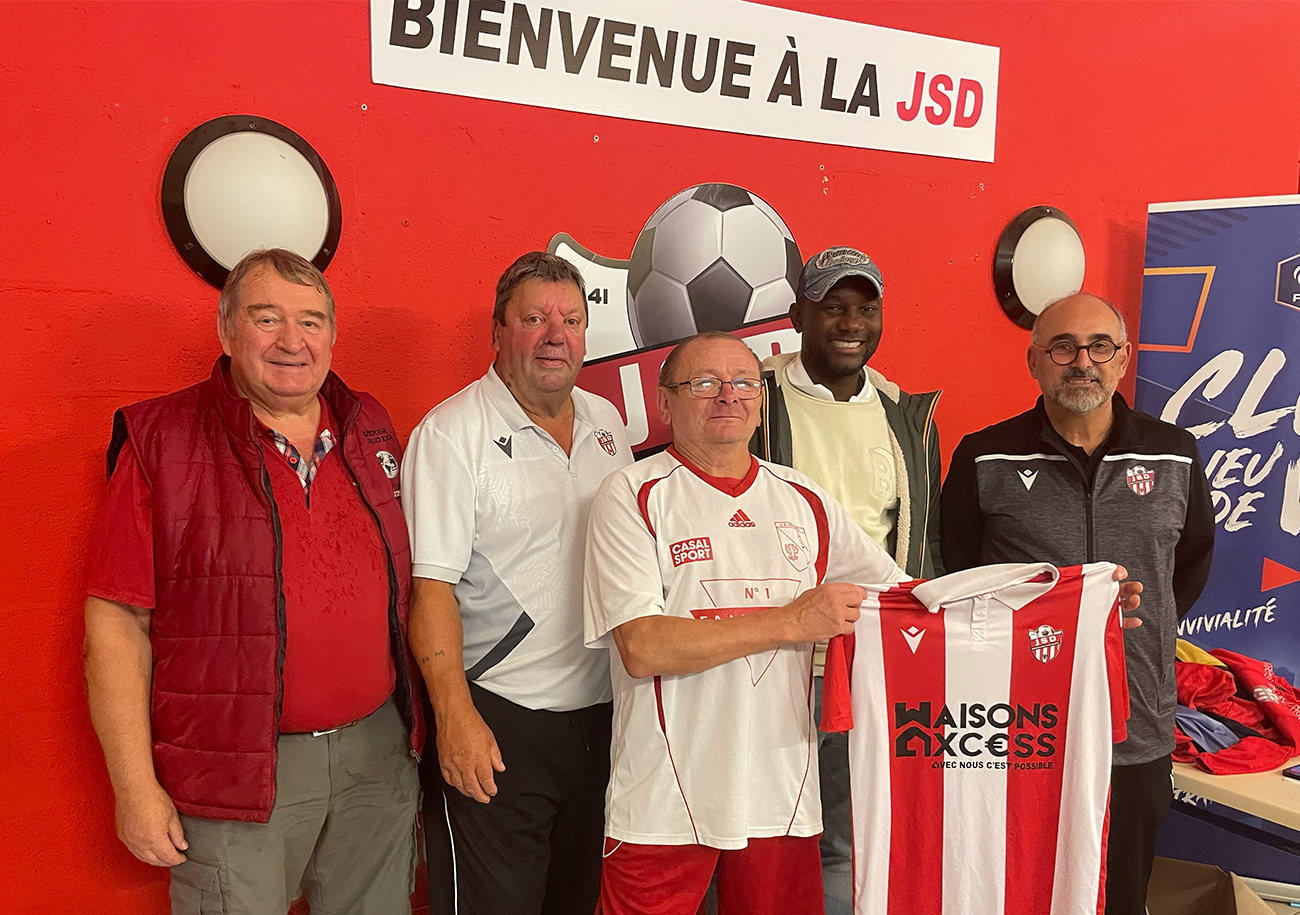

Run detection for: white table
[[1172, 758, 1300, 853]]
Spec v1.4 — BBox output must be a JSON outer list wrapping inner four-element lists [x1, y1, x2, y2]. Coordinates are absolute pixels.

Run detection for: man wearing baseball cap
[[751, 246, 942, 914]]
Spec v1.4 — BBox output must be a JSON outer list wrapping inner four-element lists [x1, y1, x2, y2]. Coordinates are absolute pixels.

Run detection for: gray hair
[[1031, 292, 1127, 345], [493, 251, 586, 324], [218, 249, 335, 334], [658, 331, 760, 387]]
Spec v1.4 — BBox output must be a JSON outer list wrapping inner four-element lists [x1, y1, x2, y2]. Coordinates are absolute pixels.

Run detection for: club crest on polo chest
[[594, 428, 617, 456], [1126, 465, 1154, 496], [1028, 624, 1063, 663], [774, 522, 811, 572]]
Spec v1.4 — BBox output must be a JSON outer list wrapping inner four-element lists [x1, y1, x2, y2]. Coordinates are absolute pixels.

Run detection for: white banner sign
[[371, 0, 999, 162]]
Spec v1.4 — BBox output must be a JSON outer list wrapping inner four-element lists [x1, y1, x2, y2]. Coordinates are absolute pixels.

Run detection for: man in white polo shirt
[[402, 251, 631, 915], [584, 331, 907, 915]]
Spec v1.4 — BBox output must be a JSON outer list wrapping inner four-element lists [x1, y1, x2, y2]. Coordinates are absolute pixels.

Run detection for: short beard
[[1048, 367, 1112, 415]]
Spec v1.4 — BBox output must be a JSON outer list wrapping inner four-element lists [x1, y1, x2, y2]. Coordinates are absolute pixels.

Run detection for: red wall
[[2, 2, 1298, 911]]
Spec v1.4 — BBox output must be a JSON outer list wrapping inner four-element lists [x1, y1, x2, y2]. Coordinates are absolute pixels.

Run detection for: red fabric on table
[[1173, 649, 1300, 774]]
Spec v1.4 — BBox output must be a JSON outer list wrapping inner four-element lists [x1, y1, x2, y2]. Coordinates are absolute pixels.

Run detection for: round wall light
[[993, 206, 1085, 329], [162, 115, 342, 288]]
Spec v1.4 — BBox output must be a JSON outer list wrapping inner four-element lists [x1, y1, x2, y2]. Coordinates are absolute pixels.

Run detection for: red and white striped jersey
[[821, 563, 1128, 915]]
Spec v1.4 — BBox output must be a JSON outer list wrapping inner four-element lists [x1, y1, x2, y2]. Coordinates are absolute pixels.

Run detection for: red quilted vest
[[111, 357, 424, 822]]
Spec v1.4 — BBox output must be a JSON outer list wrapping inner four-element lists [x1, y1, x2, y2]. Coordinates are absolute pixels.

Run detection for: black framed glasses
[[1034, 340, 1121, 365], [664, 376, 764, 400]]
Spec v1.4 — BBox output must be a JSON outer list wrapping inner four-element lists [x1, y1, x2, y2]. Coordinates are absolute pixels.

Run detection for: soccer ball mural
[[546, 182, 803, 454], [626, 184, 803, 348]]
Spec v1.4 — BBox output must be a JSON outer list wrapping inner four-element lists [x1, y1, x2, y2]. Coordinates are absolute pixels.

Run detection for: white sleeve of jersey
[[583, 469, 665, 649], [400, 418, 476, 583], [818, 477, 909, 587]]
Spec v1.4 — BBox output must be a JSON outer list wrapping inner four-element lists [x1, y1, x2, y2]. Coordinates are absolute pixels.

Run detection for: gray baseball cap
[[796, 246, 884, 302]]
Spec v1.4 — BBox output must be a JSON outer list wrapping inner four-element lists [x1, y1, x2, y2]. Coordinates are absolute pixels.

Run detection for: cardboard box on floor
[[1147, 857, 1275, 915]]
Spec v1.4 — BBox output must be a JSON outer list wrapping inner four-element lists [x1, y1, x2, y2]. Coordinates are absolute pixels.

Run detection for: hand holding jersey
[[609, 580, 867, 680], [786, 582, 870, 640], [1114, 568, 1143, 624]]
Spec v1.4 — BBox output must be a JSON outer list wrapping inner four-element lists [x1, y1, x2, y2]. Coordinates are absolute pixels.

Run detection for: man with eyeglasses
[[583, 330, 909, 915], [941, 292, 1215, 915]]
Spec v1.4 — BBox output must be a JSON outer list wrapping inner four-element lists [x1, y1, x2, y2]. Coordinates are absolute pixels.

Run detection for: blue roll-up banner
[[1135, 195, 1300, 682]]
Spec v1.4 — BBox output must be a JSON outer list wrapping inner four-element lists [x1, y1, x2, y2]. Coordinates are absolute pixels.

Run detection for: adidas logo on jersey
[[728, 510, 756, 528]]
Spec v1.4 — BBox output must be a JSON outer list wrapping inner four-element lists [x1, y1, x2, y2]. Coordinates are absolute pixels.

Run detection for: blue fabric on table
[[1175, 704, 1241, 753]]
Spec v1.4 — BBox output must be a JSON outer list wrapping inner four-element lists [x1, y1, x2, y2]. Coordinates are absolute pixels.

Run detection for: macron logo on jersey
[[670, 537, 713, 567], [493, 435, 513, 458], [902, 626, 926, 654], [1018, 468, 1038, 491], [728, 510, 756, 528]]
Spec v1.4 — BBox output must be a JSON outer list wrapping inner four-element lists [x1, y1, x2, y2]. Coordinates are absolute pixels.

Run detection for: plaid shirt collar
[[267, 425, 335, 492]]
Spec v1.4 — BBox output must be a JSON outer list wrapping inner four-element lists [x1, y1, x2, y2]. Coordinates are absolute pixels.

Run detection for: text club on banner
[[372, 0, 999, 162], [1135, 195, 1300, 681]]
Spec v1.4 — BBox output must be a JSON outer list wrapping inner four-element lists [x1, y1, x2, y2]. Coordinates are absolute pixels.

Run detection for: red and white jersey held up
[[821, 563, 1128, 915]]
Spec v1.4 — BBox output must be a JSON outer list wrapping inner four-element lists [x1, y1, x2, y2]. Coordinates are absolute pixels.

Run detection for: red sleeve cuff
[[820, 632, 856, 732]]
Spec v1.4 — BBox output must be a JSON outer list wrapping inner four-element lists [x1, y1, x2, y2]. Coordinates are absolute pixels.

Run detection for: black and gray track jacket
[[940, 394, 1215, 766]]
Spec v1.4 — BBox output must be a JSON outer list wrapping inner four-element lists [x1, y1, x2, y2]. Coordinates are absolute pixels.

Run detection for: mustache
[[1061, 367, 1100, 382]]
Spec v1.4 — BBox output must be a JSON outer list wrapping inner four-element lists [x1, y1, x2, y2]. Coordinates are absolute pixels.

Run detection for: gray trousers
[[169, 697, 420, 915], [815, 676, 853, 915]]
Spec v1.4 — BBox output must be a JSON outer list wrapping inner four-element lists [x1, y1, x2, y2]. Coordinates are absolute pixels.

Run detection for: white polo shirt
[[403, 365, 632, 711]]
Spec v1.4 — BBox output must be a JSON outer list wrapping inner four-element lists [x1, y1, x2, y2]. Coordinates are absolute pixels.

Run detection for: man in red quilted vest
[[83, 249, 425, 915]]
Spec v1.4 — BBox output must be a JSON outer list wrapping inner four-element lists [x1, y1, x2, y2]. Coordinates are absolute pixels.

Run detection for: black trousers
[[423, 682, 613, 915], [1105, 755, 1173, 915]]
